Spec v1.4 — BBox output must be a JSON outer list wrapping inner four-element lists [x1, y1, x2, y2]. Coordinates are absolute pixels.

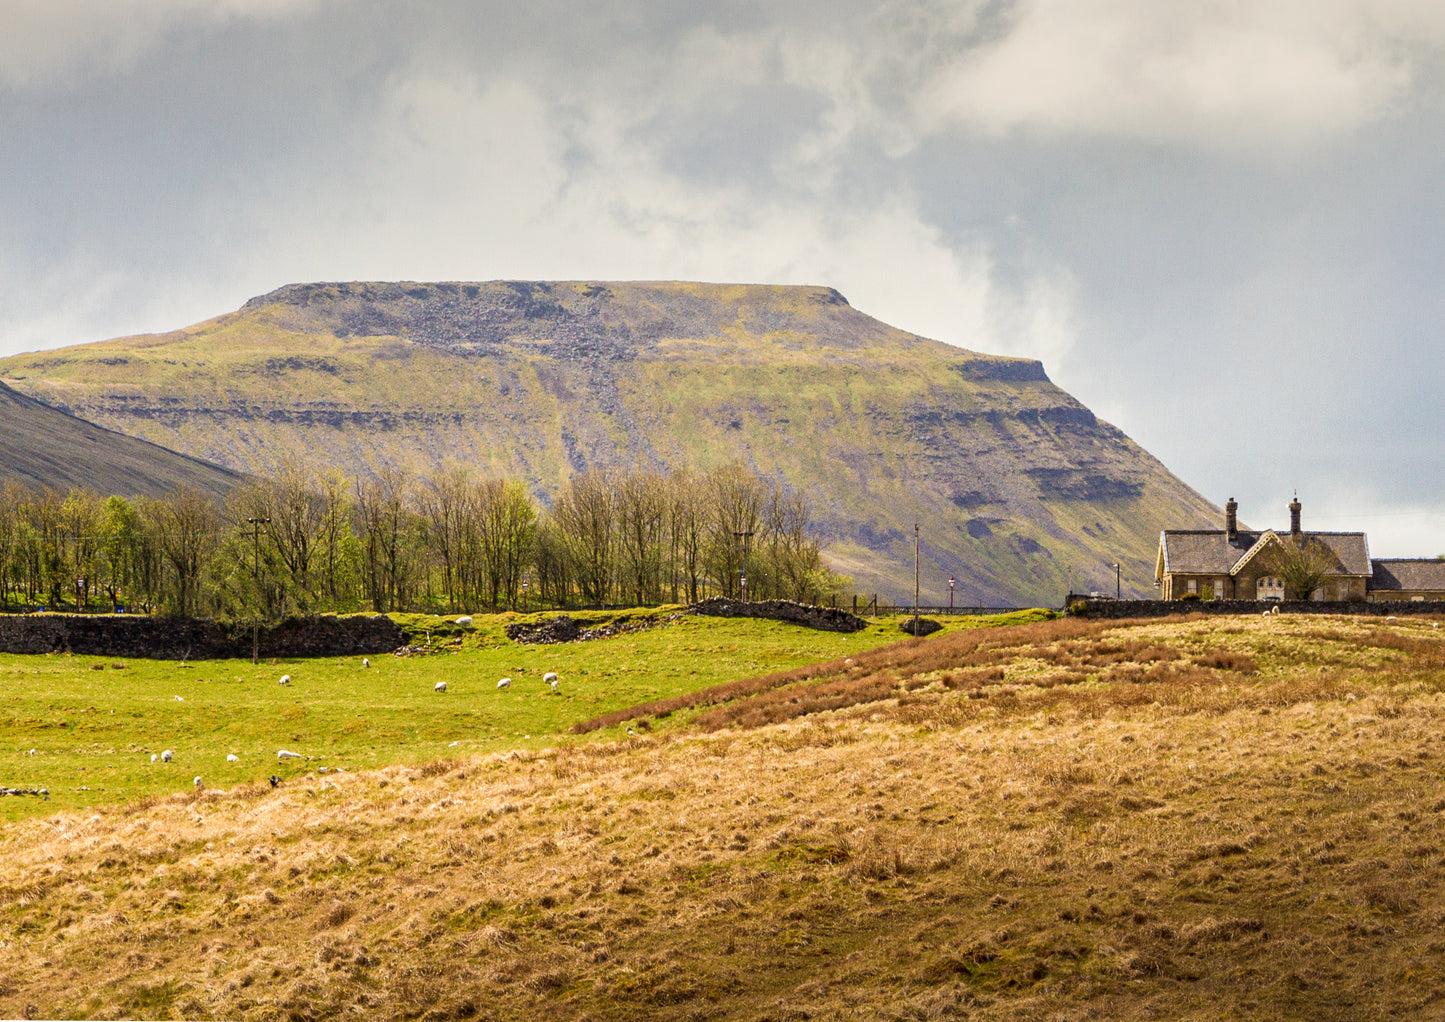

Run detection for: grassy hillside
[[0, 380, 241, 499], [1, 611, 1443, 1019], [0, 608, 936, 824], [0, 281, 1220, 604]]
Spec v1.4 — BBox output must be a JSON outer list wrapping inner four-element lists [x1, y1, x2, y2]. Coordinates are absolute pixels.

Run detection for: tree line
[[0, 463, 848, 618]]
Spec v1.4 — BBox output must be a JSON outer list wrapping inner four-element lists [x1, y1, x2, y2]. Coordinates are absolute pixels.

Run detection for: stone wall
[[1066, 597, 1445, 619], [688, 597, 868, 633], [0, 613, 404, 660]]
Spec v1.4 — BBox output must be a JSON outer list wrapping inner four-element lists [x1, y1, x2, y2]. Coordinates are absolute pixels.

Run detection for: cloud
[[0, 0, 327, 88], [912, 0, 1445, 149]]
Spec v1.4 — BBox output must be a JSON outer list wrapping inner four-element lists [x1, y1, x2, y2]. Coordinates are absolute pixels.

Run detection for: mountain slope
[[0, 379, 242, 499], [0, 281, 1218, 602]]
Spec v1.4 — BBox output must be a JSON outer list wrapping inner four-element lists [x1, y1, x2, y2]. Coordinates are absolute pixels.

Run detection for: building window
[[1256, 576, 1284, 601], [1187, 579, 1197, 594], [1216, 578, 1226, 600]]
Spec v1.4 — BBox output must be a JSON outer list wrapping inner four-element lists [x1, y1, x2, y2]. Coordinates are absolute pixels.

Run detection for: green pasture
[[0, 608, 1051, 822]]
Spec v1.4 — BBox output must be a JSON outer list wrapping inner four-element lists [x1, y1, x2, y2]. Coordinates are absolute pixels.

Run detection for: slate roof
[[1369, 559, 1445, 592], [1159, 530, 1371, 577]]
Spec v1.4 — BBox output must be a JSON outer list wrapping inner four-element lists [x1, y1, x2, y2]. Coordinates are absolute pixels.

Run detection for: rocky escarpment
[[0, 281, 1221, 604]]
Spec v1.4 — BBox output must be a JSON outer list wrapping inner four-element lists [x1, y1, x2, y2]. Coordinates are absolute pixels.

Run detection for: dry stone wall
[[688, 598, 867, 633], [0, 613, 403, 660]]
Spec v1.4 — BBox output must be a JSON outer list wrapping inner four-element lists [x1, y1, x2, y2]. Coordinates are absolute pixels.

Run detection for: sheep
[[456, 616, 473, 627], [497, 677, 512, 690], [543, 672, 558, 684], [27, 748, 35, 756], [269, 775, 281, 788], [435, 681, 448, 693], [150, 753, 157, 763], [193, 776, 203, 789], [362, 658, 370, 669], [1270, 605, 1281, 615], [277, 749, 302, 761], [548, 678, 559, 693], [278, 674, 291, 686], [161, 749, 173, 762], [226, 753, 239, 762]]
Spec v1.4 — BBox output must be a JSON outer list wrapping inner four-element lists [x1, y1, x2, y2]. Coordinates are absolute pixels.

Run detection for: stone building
[[1156, 497, 1444, 602], [1367, 559, 1445, 602], [1155, 497, 1369, 601]]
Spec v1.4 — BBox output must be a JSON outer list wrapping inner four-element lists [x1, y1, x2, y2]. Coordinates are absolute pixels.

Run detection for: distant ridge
[[0, 380, 242, 498], [0, 280, 1219, 602]]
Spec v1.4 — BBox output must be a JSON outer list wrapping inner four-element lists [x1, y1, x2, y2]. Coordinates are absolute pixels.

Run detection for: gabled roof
[[1158, 529, 1370, 577], [1370, 559, 1445, 592], [1157, 530, 1262, 576]]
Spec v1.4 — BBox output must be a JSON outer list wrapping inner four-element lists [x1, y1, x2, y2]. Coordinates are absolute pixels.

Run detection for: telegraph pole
[[1111, 562, 1121, 601], [243, 517, 271, 665], [949, 574, 955, 612], [733, 530, 754, 601], [913, 524, 920, 637]]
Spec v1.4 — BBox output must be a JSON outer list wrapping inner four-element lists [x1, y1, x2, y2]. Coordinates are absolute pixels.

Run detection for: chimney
[[1225, 498, 1238, 544], [1289, 495, 1301, 536]]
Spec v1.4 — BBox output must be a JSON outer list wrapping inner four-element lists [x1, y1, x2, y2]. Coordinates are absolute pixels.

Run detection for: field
[[0, 609, 1017, 824], [2, 609, 1445, 1020]]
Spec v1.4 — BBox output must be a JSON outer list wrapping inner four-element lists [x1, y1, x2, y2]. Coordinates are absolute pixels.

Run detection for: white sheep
[[277, 749, 302, 761], [456, 616, 473, 627], [497, 677, 512, 690], [161, 749, 173, 762], [435, 681, 448, 693], [226, 753, 239, 762], [362, 658, 370, 669], [1270, 605, 1281, 615], [150, 753, 157, 763], [193, 776, 203, 789], [549, 678, 558, 693], [279, 674, 291, 686], [543, 672, 558, 684]]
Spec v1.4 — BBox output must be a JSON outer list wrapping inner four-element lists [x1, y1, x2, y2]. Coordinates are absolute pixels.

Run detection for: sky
[[2, 0, 1444, 556]]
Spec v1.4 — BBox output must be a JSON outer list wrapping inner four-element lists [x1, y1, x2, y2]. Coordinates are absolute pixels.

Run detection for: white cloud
[[0, 0, 327, 87], [912, 0, 1445, 149]]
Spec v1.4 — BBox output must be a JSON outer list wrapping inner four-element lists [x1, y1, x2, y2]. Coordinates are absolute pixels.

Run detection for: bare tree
[[1275, 535, 1339, 601], [553, 471, 616, 606], [141, 487, 220, 617], [353, 466, 416, 612], [617, 471, 668, 605]]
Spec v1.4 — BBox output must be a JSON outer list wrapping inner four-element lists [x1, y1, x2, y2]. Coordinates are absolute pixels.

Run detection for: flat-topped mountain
[[0, 379, 242, 499], [0, 281, 1219, 603]]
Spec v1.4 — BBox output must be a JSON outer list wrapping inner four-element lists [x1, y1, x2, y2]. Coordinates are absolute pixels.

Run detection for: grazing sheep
[[497, 677, 512, 690], [193, 776, 203, 789], [27, 748, 35, 756], [549, 678, 558, 693], [174, 695, 184, 701], [269, 775, 281, 788], [278, 674, 291, 686], [226, 753, 239, 762], [362, 658, 370, 669], [456, 616, 473, 627], [1387, 615, 1398, 622], [435, 681, 448, 693], [277, 749, 302, 761], [161, 749, 173, 762], [150, 753, 157, 763], [1270, 606, 1281, 615], [543, 672, 558, 684]]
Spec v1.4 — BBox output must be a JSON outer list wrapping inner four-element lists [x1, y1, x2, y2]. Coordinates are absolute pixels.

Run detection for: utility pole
[[949, 574, 955, 612], [1111, 562, 1121, 601], [733, 530, 754, 601], [913, 524, 920, 637], [244, 517, 271, 665]]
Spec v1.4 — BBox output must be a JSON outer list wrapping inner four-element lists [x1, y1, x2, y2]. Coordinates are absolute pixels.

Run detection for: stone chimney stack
[[1289, 495, 1302, 536], [1225, 498, 1238, 544]]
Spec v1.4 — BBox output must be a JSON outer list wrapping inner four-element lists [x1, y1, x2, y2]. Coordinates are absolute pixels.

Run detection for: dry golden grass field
[[4, 611, 1445, 1020]]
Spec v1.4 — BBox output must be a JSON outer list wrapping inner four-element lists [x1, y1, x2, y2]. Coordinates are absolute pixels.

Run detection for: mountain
[[0, 379, 242, 499], [0, 281, 1219, 603]]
